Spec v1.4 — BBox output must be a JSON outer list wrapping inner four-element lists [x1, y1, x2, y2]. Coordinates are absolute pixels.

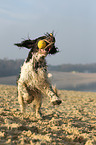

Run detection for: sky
[[0, 0, 96, 65]]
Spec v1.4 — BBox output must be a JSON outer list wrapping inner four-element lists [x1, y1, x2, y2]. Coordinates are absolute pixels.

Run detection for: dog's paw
[[51, 96, 62, 105], [52, 99, 62, 105]]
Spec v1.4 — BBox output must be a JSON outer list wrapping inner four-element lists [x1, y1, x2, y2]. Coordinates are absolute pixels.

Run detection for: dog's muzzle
[[38, 34, 55, 54]]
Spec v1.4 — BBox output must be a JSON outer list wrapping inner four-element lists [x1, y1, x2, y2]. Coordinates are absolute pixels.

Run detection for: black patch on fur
[[48, 46, 59, 54], [26, 49, 33, 62], [14, 39, 35, 49], [33, 57, 47, 73], [14, 36, 46, 49]]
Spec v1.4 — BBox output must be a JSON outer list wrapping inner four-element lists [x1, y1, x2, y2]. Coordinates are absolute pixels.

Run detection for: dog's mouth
[[44, 36, 55, 53], [38, 34, 59, 55], [45, 43, 55, 54], [39, 43, 55, 56], [39, 40, 55, 54]]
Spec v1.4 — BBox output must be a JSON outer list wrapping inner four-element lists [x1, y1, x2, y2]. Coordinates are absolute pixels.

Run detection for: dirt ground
[[0, 85, 96, 145]]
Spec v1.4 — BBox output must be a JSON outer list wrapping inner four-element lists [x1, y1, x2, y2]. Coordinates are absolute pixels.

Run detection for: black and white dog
[[15, 33, 62, 119]]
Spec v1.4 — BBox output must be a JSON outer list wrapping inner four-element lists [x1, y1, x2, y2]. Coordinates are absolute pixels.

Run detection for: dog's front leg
[[35, 95, 42, 119], [31, 90, 42, 119], [47, 87, 62, 105], [41, 85, 62, 105]]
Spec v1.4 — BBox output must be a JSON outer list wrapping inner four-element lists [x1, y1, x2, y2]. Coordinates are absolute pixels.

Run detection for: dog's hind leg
[[33, 93, 42, 119], [18, 94, 25, 113], [18, 82, 27, 114]]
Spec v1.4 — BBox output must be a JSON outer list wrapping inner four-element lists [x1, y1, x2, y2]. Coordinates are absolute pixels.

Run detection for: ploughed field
[[0, 85, 96, 145]]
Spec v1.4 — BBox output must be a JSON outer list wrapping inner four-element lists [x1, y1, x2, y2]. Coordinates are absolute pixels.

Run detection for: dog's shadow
[[42, 113, 54, 120], [22, 113, 54, 122]]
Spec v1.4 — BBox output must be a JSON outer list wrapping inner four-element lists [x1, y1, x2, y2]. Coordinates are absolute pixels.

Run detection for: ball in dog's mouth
[[39, 45, 54, 56]]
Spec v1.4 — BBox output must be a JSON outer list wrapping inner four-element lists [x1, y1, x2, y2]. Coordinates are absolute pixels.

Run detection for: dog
[[15, 32, 62, 119]]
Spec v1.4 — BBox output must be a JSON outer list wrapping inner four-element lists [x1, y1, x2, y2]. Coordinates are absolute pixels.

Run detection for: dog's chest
[[33, 58, 47, 73], [21, 59, 47, 79]]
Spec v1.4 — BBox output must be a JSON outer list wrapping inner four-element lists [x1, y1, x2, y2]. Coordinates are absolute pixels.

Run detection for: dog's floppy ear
[[14, 39, 36, 49]]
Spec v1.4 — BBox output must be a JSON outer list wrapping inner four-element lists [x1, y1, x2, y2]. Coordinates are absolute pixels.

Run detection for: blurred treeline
[[0, 59, 96, 77], [48, 63, 96, 73], [0, 59, 24, 77]]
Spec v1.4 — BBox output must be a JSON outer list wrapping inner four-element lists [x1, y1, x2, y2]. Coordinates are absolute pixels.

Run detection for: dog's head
[[15, 32, 59, 62]]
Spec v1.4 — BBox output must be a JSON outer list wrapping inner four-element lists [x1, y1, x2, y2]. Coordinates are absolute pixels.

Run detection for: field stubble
[[0, 85, 96, 144]]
